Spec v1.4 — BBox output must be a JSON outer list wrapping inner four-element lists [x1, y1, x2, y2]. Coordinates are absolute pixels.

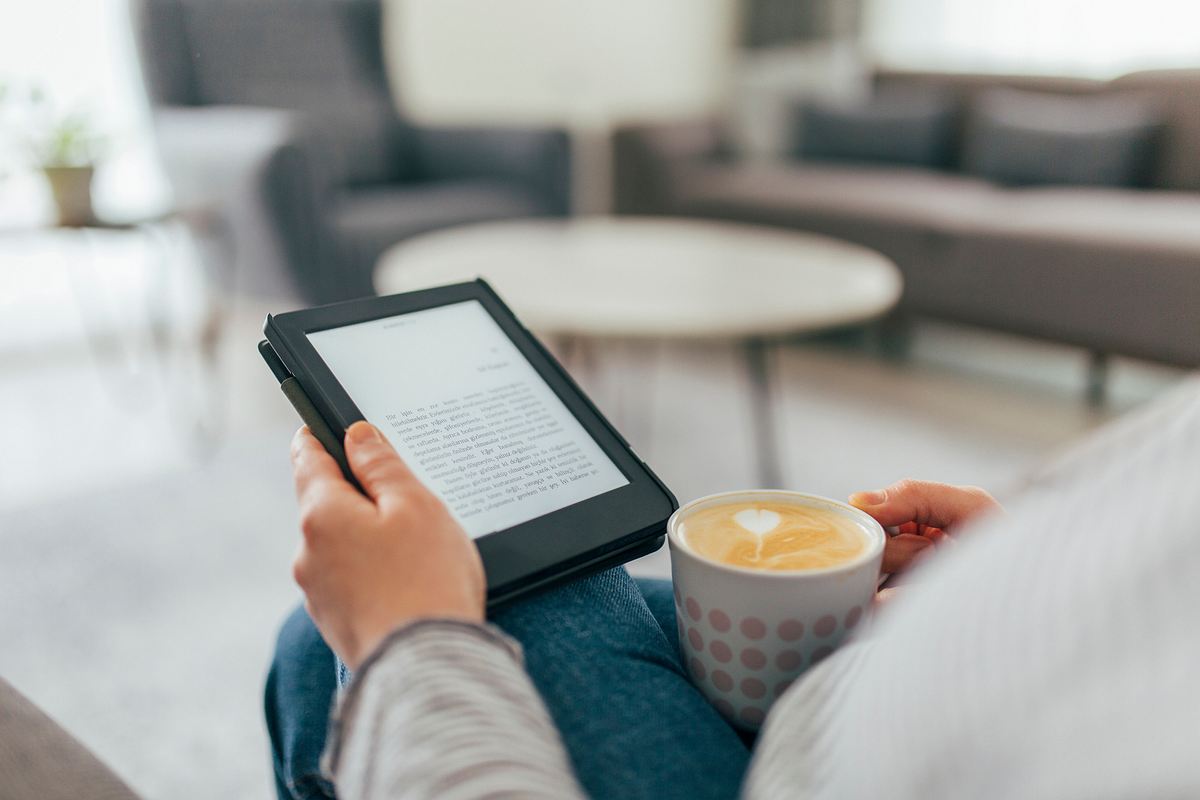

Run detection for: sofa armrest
[[612, 119, 724, 215], [151, 105, 337, 300], [410, 125, 571, 216], [152, 106, 314, 208], [0, 677, 140, 800]]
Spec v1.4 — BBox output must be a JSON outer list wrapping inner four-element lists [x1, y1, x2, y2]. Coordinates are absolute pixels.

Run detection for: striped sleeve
[[323, 620, 585, 800], [742, 377, 1200, 799]]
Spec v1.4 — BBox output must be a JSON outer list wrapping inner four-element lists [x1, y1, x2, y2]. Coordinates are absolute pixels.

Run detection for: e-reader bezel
[[263, 280, 676, 603]]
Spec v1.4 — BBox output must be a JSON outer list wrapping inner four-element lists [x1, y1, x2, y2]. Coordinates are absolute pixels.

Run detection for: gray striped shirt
[[328, 376, 1200, 799]]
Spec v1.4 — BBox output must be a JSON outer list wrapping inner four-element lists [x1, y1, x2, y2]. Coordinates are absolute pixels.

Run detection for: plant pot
[[43, 165, 95, 227]]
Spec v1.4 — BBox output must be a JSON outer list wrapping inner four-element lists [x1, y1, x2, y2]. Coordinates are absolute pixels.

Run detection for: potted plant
[[1, 84, 106, 227], [38, 112, 104, 227]]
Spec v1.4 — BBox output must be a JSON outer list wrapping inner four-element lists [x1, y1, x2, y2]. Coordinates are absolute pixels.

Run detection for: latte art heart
[[734, 508, 781, 535]]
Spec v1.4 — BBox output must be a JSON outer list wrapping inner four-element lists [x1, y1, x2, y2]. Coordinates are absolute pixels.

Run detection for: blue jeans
[[264, 569, 752, 799]]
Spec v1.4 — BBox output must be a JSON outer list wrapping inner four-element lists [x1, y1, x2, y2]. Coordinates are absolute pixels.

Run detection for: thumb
[[849, 479, 998, 530], [344, 421, 417, 507]]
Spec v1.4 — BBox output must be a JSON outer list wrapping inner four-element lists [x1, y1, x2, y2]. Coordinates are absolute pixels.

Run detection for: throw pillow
[[794, 89, 958, 169], [963, 88, 1162, 188]]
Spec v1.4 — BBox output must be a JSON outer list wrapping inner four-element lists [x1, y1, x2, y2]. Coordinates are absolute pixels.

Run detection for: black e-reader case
[[260, 279, 677, 608]]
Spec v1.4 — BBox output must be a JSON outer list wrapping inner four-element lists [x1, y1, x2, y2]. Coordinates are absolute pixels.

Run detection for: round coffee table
[[375, 217, 902, 487]]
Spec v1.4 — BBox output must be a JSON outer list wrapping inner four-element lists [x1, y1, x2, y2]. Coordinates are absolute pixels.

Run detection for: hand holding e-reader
[[260, 280, 676, 607]]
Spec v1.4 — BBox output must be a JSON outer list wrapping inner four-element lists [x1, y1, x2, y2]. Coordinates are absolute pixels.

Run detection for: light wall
[[865, 0, 1200, 78], [383, 0, 738, 127]]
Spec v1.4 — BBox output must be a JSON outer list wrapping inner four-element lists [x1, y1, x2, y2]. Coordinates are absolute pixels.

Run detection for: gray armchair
[[134, 0, 570, 303]]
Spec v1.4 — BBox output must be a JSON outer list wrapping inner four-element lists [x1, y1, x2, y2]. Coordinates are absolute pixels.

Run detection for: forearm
[[324, 620, 585, 800]]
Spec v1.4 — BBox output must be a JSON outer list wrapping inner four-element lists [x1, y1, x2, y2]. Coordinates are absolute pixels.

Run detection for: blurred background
[[1, 1, 1198, 797]]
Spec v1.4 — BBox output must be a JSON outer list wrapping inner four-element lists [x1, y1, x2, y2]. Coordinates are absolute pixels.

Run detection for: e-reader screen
[[306, 300, 629, 538]]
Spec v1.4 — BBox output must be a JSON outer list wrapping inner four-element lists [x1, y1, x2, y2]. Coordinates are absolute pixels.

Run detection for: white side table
[[376, 217, 902, 487]]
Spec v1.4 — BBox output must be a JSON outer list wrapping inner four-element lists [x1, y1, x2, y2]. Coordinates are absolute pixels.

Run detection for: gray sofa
[[0, 677, 139, 800], [614, 69, 1200, 369], [134, 0, 570, 303]]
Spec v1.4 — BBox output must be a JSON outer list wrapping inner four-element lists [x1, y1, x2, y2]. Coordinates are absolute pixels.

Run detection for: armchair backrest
[[135, 0, 198, 106], [134, 0, 408, 185]]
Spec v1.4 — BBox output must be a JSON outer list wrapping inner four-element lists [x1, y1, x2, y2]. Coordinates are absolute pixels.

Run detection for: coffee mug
[[668, 490, 885, 730]]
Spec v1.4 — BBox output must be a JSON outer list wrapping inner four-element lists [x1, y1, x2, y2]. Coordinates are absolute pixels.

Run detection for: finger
[[923, 527, 947, 546], [875, 587, 903, 607], [344, 421, 420, 508], [898, 521, 919, 535], [291, 426, 360, 508], [850, 479, 998, 529], [291, 540, 312, 591], [882, 533, 934, 573]]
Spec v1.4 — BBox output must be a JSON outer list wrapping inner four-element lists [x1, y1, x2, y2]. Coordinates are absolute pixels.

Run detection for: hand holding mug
[[850, 479, 1002, 576], [668, 491, 886, 730]]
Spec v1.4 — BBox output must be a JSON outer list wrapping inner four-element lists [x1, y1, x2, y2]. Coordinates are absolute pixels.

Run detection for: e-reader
[[260, 279, 676, 607]]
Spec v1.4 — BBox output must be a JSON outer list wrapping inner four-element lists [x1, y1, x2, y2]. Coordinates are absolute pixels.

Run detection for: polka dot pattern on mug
[[740, 647, 766, 670], [810, 644, 834, 664], [708, 609, 731, 632], [845, 605, 863, 629], [740, 617, 767, 640], [671, 588, 862, 731], [740, 677, 766, 700], [775, 649, 803, 671], [777, 619, 804, 641]]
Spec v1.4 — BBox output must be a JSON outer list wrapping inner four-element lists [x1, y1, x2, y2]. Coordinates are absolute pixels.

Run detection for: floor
[[0, 239, 1186, 798]]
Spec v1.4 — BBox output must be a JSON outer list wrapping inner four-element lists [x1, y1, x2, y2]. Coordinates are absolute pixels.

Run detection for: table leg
[[1085, 349, 1109, 408], [67, 229, 153, 403], [164, 213, 237, 455], [745, 337, 783, 489]]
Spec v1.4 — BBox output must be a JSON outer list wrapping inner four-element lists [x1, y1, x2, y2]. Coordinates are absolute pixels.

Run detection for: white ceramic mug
[[668, 490, 885, 730]]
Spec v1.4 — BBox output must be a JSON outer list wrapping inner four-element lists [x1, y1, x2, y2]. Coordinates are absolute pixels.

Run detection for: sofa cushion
[[933, 189, 1200, 365], [1111, 70, 1200, 192], [669, 164, 1001, 305], [674, 163, 996, 232], [297, 104, 411, 188], [948, 186, 1200, 254], [408, 126, 572, 214], [331, 181, 550, 296], [795, 89, 957, 169], [963, 89, 1162, 188]]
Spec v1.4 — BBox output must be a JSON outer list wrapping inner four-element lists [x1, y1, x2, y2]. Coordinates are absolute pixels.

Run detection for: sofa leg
[[1086, 350, 1109, 407]]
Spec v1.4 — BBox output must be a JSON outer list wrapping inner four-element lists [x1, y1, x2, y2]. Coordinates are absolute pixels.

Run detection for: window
[[864, 0, 1200, 78]]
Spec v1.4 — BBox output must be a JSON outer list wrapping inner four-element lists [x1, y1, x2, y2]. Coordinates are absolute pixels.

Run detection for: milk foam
[[679, 501, 869, 571]]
